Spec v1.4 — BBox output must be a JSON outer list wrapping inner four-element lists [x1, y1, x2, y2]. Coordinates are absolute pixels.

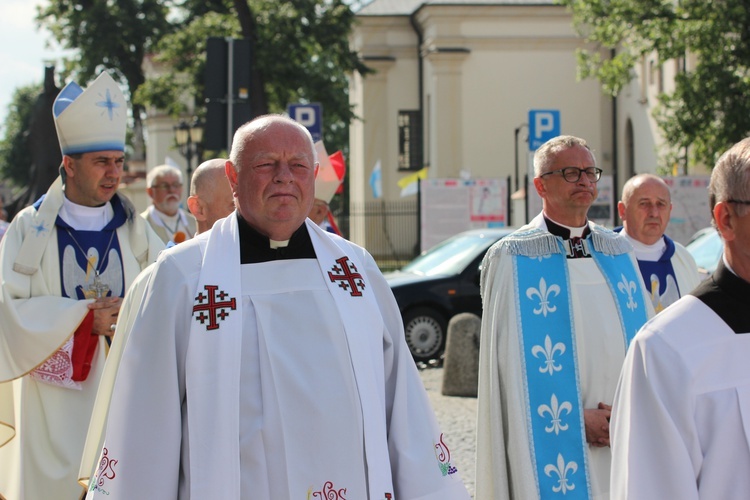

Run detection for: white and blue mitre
[[490, 221, 650, 499], [53, 72, 126, 156]]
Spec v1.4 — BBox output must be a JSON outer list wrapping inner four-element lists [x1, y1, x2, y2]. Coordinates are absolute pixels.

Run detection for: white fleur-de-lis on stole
[[531, 335, 566, 375], [544, 453, 578, 494], [537, 394, 572, 435], [526, 277, 561, 317], [616, 273, 638, 311]]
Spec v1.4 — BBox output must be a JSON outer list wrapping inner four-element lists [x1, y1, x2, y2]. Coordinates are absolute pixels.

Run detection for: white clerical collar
[[59, 195, 113, 231], [620, 228, 665, 262], [545, 214, 588, 238], [269, 239, 290, 249]]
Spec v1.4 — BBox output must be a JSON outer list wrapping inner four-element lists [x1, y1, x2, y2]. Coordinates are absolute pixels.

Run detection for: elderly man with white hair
[[141, 164, 196, 244]]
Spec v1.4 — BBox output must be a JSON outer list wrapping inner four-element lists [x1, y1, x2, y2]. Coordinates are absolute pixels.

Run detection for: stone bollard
[[441, 312, 481, 397]]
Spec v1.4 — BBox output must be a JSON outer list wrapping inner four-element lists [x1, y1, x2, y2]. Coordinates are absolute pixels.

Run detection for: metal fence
[[336, 199, 419, 272]]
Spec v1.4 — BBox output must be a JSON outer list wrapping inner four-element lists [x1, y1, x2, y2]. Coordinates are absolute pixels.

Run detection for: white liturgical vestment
[[0, 178, 163, 500], [87, 216, 470, 499], [611, 259, 750, 499], [475, 213, 653, 500]]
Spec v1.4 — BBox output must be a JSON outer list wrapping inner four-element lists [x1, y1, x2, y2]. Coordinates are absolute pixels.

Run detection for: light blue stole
[[509, 227, 648, 499]]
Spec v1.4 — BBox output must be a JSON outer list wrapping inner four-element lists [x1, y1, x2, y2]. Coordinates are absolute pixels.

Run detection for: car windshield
[[401, 232, 498, 276], [687, 229, 723, 273]]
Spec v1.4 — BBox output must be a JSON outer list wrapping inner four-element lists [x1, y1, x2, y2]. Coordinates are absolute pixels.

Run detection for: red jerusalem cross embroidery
[[328, 256, 365, 297], [192, 285, 237, 330]]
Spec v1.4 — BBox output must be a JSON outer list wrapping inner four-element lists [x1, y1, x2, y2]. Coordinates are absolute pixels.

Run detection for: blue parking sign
[[528, 110, 560, 151], [287, 103, 323, 142]]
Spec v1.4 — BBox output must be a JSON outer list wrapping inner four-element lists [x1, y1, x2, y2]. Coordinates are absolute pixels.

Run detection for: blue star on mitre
[[95, 88, 121, 121]]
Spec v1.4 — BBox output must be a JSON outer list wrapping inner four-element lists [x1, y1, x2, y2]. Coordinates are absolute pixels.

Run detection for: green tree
[[0, 84, 42, 186], [560, 0, 750, 168], [36, 0, 173, 160], [136, 0, 371, 153]]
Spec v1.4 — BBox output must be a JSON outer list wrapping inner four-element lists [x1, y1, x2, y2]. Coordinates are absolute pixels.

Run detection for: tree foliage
[[2, 0, 367, 188], [0, 85, 42, 187], [560, 0, 750, 168], [137, 0, 370, 153], [36, 0, 174, 159]]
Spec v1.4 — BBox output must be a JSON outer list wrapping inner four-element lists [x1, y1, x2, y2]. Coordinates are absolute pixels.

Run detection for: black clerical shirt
[[237, 213, 317, 264], [544, 217, 592, 259], [691, 258, 750, 334]]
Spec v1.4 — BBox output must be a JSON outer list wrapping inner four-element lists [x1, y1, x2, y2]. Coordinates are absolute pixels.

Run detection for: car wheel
[[402, 307, 447, 362]]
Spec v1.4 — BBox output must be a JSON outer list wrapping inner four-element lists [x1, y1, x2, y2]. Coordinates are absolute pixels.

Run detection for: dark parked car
[[385, 227, 516, 362]]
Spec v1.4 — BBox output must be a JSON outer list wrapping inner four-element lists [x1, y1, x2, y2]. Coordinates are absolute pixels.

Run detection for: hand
[[88, 296, 123, 337], [584, 402, 612, 447]]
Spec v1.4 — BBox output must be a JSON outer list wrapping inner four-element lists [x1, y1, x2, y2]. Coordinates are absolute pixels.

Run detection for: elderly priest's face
[[227, 116, 318, 241]]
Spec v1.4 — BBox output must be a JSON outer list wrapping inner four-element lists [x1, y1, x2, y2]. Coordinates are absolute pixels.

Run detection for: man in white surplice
[[611, 138, 750, 499], [86, 115, 471, 499], [0, 72, 164, 500], [476, 135, 653, 500]]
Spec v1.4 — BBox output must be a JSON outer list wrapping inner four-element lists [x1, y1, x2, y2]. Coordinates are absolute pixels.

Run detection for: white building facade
[[349, 0, 681, 251]]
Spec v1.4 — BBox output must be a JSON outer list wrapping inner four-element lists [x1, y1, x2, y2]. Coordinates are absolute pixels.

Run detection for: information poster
[[420, 178, 508, 252], [662, 176, 711, 245]]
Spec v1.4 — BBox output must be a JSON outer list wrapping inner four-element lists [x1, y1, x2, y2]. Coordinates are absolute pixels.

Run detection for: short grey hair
[[710, 137, 750, 222], [228, 114, 316, 172], [146, 164, 183, 187], [533, 135, 595, 177]]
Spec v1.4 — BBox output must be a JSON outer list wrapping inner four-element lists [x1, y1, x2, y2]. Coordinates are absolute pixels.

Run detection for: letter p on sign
[[528, 109, 560, 151], [287, 103, 323, 142]]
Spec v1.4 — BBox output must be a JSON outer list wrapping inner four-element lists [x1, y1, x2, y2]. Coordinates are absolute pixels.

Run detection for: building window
[[398, 110, 423, 171]]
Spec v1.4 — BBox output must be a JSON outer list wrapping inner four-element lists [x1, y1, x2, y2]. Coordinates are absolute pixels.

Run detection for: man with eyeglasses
[[476, 135, 653, 500], [611, 137, 750, 499], [615, 174, 701, 312], [141, 164, 197, 245]]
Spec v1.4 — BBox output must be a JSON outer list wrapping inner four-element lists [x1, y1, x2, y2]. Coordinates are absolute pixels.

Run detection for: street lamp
[[173, 117, 204, 186], [514, 123, 527, 192]]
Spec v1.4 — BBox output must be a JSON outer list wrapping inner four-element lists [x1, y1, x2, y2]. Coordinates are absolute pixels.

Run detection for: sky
[[0, 0, 73, 128]]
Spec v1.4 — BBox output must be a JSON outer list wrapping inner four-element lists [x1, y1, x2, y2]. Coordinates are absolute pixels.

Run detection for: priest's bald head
[[187, 158, 236, 234], [226, 115, 319, 241], [710, 137, 750, 282]]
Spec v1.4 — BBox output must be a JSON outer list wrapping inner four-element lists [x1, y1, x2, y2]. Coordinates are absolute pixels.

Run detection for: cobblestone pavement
[[418, 364, 477, 498]]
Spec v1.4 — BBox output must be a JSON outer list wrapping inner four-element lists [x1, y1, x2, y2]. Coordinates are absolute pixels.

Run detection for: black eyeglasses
[[540, 167, 603, 183], [727, 199, 750, 205]]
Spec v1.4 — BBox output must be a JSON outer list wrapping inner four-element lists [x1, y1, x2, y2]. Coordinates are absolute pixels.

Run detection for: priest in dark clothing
[[85, 114, 471, 500], [611, 136, 750, 499]]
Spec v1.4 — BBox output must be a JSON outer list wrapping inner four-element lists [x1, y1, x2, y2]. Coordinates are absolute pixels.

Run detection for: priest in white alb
[[476, 135, 654, 500], [86, 115, 471, 499], [0, 72, 164, 500], [611, 137, 750, 499]]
